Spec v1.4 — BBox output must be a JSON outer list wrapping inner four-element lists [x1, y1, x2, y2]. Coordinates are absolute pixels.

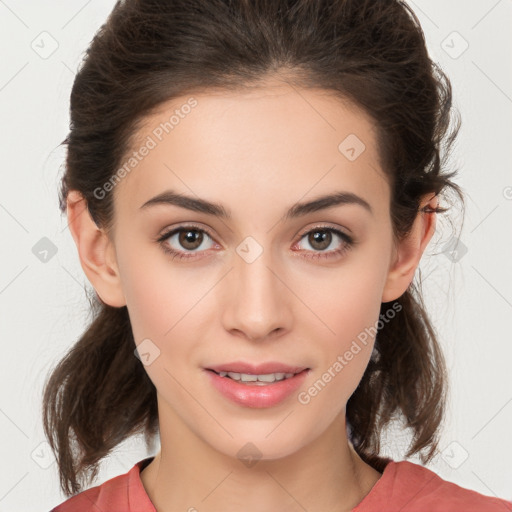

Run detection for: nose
[[221, 246, 293, 342]]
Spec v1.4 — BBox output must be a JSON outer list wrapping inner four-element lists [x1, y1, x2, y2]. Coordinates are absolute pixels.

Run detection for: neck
[[140, 410, 382, 512]]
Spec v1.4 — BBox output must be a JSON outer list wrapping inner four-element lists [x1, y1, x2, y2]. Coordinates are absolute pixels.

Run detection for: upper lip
[[206, 361, 309, 375]]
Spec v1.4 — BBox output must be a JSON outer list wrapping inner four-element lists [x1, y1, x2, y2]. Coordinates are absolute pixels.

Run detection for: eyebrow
[[139, 189, 373, 219]]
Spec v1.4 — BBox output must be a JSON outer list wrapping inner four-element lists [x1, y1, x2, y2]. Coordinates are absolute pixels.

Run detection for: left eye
[[157, 225, 354, 261], [294, 227, 353, 258]]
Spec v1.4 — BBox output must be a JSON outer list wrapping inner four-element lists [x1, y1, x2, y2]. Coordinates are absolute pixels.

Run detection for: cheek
[[296, 248, 389, 402], [115, 238, 193, 342], [117, 253, 201, 396], [299, 251, 387, 345], [115, 239, 217, 394]]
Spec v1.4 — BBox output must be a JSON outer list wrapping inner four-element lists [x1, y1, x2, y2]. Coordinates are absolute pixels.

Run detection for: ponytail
[[347, 286, 448, 473], [42, 296, 158, 495]]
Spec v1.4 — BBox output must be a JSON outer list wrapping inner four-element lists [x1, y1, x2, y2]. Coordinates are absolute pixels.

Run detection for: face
[[109, 81, 396, 461]]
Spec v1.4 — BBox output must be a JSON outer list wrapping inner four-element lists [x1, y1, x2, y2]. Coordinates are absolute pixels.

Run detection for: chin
[[202, 424, 313, 464]]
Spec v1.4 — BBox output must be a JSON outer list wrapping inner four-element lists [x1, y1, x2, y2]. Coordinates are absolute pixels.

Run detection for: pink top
[[51, 457, 512, 511]]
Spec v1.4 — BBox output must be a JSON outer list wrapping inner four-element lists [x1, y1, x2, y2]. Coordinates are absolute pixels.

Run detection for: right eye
[[156, 224, 218, 260]]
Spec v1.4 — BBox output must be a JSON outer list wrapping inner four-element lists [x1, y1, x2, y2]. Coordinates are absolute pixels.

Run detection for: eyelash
[[156, 223, 355, 262]]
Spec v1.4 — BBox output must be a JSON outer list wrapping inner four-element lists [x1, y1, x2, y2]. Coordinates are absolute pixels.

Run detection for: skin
[[67, 79, 437, 512]]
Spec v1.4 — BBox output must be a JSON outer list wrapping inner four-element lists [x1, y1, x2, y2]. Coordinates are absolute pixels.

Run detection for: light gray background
[[0, 1, 511, 510]]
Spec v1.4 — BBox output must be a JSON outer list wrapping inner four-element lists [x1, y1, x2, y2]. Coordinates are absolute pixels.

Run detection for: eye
[[156, 224, 217, 261], [156, 224, 354, 261], [293, 225, 354, 261]]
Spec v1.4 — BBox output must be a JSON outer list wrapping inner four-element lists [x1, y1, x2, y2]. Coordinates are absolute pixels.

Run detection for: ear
[[381, 193, 438, 303], [66, 190, 126, 307]]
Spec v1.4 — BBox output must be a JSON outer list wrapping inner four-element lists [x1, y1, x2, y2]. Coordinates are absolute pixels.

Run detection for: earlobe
[[381, 194, 438, 303], [66, 190, 126, 307]]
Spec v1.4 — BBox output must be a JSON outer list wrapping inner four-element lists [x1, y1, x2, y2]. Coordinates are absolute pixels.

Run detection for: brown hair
[[43, 0, 464, 497]]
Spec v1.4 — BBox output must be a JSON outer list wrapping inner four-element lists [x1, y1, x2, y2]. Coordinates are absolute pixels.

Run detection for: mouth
[[204, 363, 311, 407], [204, 362, 310, 386], [206, 368, 309, 385]]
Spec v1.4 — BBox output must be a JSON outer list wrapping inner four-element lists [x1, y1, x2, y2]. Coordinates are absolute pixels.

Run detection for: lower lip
[[204, 369, 310, 408]]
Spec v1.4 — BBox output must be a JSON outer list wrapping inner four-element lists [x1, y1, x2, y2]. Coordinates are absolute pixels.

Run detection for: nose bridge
[[224, 237, 291, 339]]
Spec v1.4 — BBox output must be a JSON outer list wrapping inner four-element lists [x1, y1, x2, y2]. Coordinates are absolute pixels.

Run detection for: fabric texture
[[51, 456, 512, 511]]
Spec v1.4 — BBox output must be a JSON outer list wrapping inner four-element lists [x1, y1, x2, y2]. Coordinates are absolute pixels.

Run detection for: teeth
[[219, 371, 296, 383]]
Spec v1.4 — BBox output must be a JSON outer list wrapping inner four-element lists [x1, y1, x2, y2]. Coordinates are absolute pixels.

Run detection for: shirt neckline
[[131, 456, 396, 510]]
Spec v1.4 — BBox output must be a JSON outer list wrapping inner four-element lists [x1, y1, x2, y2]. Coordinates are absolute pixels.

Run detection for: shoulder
[[355, 460, 512, 512], [50, 457, 156, 512]]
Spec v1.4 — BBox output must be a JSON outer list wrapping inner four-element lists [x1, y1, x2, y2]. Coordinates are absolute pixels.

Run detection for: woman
[[44, 0, 512, 510]]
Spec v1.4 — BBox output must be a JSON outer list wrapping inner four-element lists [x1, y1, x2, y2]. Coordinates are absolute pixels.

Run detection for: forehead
[[112, 83, 389, 220]]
